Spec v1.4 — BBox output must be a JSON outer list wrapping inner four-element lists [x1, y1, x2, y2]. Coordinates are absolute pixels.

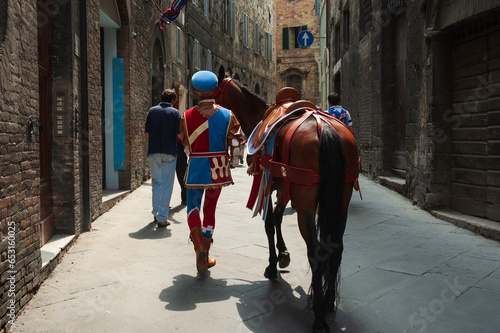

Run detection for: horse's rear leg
[[264, 195, 279, 278], [274, 191, 290, 269]]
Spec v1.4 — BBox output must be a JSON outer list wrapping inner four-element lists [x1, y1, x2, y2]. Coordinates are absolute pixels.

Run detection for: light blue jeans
[[149, 153, 177, 222]]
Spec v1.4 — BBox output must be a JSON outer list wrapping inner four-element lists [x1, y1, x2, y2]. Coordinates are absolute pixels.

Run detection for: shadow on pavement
[[128, 221, 172, 240], [158, 273, 364, 332]]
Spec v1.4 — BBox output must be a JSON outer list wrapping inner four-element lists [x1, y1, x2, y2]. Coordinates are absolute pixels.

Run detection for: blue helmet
[[191, 70, 218, 92]]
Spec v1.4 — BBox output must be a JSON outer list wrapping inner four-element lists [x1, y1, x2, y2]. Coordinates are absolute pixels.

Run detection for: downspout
[[79, 0, 91, 231]]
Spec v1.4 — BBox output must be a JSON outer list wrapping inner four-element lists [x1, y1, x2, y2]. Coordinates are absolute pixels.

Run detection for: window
[[176, 27, 182, 63], [194, 39, 200, 69], [243, 13, 249, 48], [359, 0, 372, 38], [255, 83, 260, 95], [230, 1, 236, 39], [254, 22, 259, 54], [282, 26, 307, 50], [0, 0, 6, 46], [334, 25, 340, 62], [267, 33, 273, 61], [206, 49, 212, 71], [204, 0, 209, 17], [286, 74, 302, 93], [342, 9, 350, 52], [263, 31, 268, 57], [223, 0, 229, 32]]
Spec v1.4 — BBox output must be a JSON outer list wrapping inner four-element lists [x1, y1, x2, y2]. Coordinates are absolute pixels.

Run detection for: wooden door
[[38, 0, 55, 245], [451, 26, 500, 221]]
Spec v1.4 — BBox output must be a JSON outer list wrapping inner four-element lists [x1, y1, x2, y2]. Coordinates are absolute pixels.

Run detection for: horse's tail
[[307, 121, 345, 315]]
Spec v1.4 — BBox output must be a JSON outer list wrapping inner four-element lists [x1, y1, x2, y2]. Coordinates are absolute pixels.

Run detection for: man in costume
[[179, 70, 242, 273]]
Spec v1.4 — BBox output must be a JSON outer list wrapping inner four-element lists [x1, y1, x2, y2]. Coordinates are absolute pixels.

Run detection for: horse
[[212, 66, 360, 333]]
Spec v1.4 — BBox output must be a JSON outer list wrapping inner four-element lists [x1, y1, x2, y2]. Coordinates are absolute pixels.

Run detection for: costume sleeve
[[227, 112, 242, 167], [179, 115, 191, 154], [227, 112, 242, 142]]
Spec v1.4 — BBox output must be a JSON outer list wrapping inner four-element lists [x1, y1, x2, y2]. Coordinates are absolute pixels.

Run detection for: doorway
[[37, 0, 55, 246]]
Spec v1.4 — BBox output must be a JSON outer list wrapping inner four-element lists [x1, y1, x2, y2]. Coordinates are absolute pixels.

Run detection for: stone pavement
[[8, 163, 500, 333]]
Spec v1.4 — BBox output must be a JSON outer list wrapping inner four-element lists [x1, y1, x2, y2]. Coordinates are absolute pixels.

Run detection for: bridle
[[211, 77, 232, 107]]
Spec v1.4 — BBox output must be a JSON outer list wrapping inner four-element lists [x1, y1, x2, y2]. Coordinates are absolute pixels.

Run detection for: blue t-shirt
[[145, 102, 181, 156], [327, 105, 352, 127]]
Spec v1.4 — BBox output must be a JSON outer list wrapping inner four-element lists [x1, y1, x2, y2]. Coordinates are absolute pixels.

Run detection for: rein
[[211, 77, 232, 107]]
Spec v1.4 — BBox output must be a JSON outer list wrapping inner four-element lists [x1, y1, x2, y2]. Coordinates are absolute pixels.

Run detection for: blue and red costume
[[180, 70, 241, 273]]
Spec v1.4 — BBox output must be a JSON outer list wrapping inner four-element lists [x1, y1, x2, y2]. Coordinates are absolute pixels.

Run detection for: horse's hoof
[[278, 251, 290, 268], [264, 266, 278, 279]]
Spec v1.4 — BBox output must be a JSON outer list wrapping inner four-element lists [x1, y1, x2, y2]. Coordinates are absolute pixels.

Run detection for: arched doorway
[[151, 38, 165, 106]]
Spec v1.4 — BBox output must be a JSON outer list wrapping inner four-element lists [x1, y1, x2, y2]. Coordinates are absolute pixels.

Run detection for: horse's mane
[[232, 79, 270, 108]]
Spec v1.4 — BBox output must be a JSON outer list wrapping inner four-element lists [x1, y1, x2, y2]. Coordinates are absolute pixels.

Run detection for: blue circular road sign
[[297, 30, 314, 48]]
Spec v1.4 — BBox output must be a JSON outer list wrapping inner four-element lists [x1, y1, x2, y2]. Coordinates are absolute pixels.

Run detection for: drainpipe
[[79, 0, 91, 231]]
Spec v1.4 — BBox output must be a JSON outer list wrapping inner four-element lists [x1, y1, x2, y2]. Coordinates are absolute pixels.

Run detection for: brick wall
[[126, 1, 158, 191], [0, 2, 42, 329], [0, 0, 168, 329]]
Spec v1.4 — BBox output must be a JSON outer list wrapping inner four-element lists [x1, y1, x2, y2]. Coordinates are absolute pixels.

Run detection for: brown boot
[[202, 237, 216, 268], [190, 228, 208, 273]]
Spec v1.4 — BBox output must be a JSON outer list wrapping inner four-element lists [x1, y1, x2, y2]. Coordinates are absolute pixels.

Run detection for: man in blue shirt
[[145, 89, 181, 227], [327, 92, 353, 127]]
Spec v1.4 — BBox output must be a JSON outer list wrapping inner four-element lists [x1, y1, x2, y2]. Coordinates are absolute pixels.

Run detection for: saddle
[[248, 99, 318, 155]]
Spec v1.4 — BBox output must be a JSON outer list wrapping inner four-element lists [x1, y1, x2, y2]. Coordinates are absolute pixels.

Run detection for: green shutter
[[282, 27, 289, 50], [301, 25, 307, 31]]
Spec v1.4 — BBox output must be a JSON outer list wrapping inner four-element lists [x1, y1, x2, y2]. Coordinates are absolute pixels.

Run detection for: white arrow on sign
[[301, 33, 310, 45]]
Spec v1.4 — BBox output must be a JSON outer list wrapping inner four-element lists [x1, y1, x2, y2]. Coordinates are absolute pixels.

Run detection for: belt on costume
[[189, 151, 229, 158]]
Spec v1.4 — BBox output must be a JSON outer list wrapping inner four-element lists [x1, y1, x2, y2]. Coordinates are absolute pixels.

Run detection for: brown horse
[[213, 66, 359, 333]]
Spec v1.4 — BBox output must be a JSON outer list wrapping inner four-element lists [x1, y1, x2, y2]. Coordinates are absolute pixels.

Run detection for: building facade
[[0, 0, 178, 329], [185, 0, 276, 106], [275, 0, 320, 105], [326, 0, 500, 224]]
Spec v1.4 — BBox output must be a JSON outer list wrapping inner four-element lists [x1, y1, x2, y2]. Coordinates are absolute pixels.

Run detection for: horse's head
[[213, 65, 268, 137]]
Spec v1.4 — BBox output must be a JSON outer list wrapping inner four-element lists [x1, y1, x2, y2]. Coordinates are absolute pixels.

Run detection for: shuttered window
[[194, 39, 200, 69], [230, 1, 235, 39], [206, 49, 212, 71], [204, 0, 209, 17], [267, 33, 273, 61], [176, 27, 182, 63], [283, 26, 307, 50], [254, 22, 259, 54], [243, 13, 249, 48]]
